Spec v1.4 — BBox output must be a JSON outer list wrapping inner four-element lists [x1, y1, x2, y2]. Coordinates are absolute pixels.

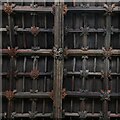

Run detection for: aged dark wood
[[1, 1, 120, 120]]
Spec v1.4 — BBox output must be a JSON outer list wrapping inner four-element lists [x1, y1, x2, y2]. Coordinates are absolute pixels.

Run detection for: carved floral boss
[[104, 4, 116, 15], [4, 90, 15, 101], [31, 26, 40, 36], [30, 68, 40, 80], [7, 47, 18, 57], [49, 88, 67, 101], [3, 3, 15, 15]]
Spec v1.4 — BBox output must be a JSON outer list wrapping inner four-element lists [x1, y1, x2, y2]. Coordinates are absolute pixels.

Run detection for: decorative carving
[[104, 4, 116, 15], [61, 88, 67, 99], [63, 5, 68, 15], [80, 70, 89, 78], [28, 111, 37, 119], [49, 89, 67, 101], [101, 71, 112, 80], [102, 47, 112, 58], [7, 47, 18, 57], [100, 90, 111, 101], [11, 112, 16, 118], [52, 47, 64, 60], [78, 111, 87, 119], [5, 90, 15, 101], [31, 26, 40, 36], [81, 46, 89, 51], [30, 69, 40, 80], [49, 90, 54, 100], [51, 4, 67, 15], [3, 3, 15, 15], [80, 3, 90, 8], [30, 3, 38, 8], [80, 26, 89, 36], [99, 111, 110, 120], [79, 89, 88, 93]]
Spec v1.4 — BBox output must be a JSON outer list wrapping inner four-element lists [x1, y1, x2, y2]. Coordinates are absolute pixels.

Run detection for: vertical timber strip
[[53, 2, 64, 120], [102, 3, 112, 120]]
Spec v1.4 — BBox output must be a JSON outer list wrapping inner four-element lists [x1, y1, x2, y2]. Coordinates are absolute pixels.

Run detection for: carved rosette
[[3, 3, 15, 15], [102, 47, 112, 58], [5, 90, 15, 101], [31, 26, 40, 36], [30, 69, 40, 80], [80, 26, 89, 36], [100, 90, 111, 101], [99, 111, 110, 120], [49, 89, 67, 101], [101, 71, 112, 80], [80, 70, 89, 78], [28, 111, 38, 119], [78, 111, 87, 119], [103, 4, 116, 15], [51, 4, 67, 15], [7, 47, 18, 57], [52, 47, 64, 60]]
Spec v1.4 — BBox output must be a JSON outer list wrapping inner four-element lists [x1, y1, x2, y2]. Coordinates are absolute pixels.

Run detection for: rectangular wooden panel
[[1, 1, 120, 120]]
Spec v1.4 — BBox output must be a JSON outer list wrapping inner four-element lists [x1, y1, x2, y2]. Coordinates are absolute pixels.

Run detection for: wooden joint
[[80, 3, 90, 8], [102, 47, 112, 58], [78, 111, 87, 119], [101, 71, 112, 80], [81, 46, 89, 51], [99, 111, 111, 120], [28, 111, 38, 119], [80, 70, 89, 78], [30, 3, 38, 8], [100, 90, 111, 101], [49, 89, 67, 101], [52, 47, 64, 60], [49, 90, 54, 101], [51, 4, 68, 15], [79, 89, 88, 94], [80, 26, 89, 36]]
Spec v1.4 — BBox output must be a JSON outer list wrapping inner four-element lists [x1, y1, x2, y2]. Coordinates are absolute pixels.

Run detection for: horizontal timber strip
[[1, 72, 52, 76], [1, 5, 120, 12], [2, 91, 120, 98], [1, 49, 120, 56], [1, 112, 120, 118], [0, 28, 53, 33], [1, 5, 52, 13]]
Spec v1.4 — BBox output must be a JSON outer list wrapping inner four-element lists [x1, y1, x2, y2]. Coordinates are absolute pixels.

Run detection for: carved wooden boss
[[1, 1, 120, 120]]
